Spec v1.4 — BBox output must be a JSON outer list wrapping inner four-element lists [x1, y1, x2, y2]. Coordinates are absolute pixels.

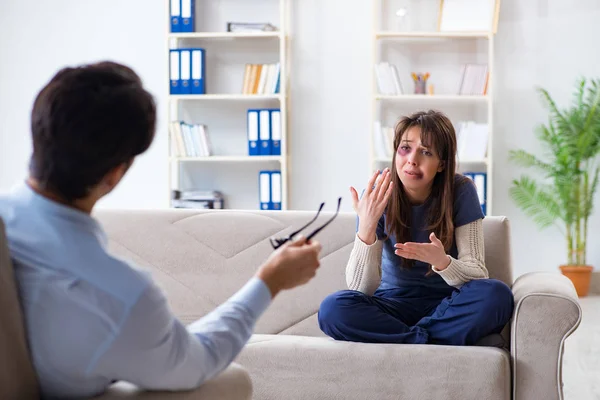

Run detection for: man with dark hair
[[0, 61, 322, 399]]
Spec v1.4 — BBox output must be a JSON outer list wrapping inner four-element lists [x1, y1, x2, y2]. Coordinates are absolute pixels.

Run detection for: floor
[[563, 296, 600, 399]]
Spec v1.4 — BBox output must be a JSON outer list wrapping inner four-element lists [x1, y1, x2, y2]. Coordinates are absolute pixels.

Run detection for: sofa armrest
[[511, 272, 582, 400], [95, 363, 252, 400]]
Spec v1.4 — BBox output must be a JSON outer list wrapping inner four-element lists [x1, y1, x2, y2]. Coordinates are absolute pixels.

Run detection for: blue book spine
[[170, 0, 181, 32], [179, 49, 192, 94], [259, 109, 272, 155], [247, 110, 260, 156], [259, 171, 271, 210], [169, 49, 181, 95], [191, 48, 205, 95], [270, 109, 281, 155], [180, 0, 194, 32]]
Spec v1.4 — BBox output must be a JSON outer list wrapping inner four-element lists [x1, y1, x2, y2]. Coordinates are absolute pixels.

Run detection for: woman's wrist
[[357, 227, 377, 245], [432, 255, 451, 271]]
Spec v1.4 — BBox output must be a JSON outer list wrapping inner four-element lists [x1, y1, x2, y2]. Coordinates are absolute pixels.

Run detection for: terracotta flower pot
[[559, 265, 594, 297]]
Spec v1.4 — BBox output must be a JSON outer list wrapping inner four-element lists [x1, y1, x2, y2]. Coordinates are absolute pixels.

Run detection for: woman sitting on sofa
[[318, 110, 514, 346]]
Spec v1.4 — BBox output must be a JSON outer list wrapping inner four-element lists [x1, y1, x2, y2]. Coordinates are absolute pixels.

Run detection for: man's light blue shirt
[[0, 183, 272, 399]]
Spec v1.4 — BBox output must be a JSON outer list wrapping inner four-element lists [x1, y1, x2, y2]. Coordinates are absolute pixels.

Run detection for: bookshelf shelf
[[372, 1, 496, 215], [375, 31, 491, 39], [171, 156, 283, 162], [166, 0, 290, 211], [169, 32, 282, 39], [169, 94, 284, 101], [375, 95, 489, 102]]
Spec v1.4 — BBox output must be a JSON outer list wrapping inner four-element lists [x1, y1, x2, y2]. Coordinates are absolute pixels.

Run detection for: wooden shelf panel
[[375, 31, 491, 39], [169, 94, 284, 101], [171, 156, 283, 162], [169, 32, 282, 39]]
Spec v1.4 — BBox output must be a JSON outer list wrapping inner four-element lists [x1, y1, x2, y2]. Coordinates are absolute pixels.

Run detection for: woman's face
[[395, 126, 444, 203]]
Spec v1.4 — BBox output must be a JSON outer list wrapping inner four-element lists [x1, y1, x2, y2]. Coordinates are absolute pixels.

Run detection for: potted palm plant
[[509, 78, 600, 297]]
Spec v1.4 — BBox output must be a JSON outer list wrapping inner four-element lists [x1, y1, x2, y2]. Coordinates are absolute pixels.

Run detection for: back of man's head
[[29, 61, 156, 202]]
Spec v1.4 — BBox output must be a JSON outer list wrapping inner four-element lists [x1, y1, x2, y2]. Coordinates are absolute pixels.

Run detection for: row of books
[[242, 63, 281, 95], [375, 62, 404, 95], [464, 172, 487, 215], [372, 121, 489, 161], [456, 121, 488, 161], [169, 0, 194, 33], [248, 109, 281, 156], [259, 170, 282, 210], [374, 62, 489, 96], [169, 121, 212, 158], [170, 48, 205, 95], [458, 64, 488, 95]]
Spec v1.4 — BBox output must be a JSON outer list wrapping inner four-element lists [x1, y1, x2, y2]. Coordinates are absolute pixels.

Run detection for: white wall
[[0, 0, 599, 278]]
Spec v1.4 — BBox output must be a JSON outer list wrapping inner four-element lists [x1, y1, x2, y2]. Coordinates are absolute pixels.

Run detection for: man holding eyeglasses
[[0, 61, 322, 399]]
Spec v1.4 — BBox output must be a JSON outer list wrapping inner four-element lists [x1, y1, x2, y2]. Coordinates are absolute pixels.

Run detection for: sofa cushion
[[0, 218, 39, 399], [237, 334, 511, 400]]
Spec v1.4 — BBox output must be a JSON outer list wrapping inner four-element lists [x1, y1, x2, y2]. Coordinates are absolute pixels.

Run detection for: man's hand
[[394, 232, 451, 271], [256, 236, 322, 298]]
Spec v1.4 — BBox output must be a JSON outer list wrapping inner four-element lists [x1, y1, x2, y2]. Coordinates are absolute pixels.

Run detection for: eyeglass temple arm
[[286, 202, 325, 239], [305, 197, 342, 242]]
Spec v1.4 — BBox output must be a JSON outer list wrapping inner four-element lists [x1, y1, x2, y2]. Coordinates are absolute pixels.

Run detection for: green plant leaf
[[509, 176, 563, 230]]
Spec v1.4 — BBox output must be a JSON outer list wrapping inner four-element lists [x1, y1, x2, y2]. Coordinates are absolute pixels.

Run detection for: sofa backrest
[[95, 209, 513, 337], [0, 218, 40, 399]]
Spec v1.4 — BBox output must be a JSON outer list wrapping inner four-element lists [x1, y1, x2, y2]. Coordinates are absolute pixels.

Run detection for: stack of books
[[227, 22, 277, 32], [171, 190, 224, 209]]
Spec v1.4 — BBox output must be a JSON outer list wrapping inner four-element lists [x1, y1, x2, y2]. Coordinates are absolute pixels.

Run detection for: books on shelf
[[456, 121, 488, 160], [170, 48, 205, 95], [170, 0, 194, 33], [373, 120, 489, 162], [373, 122, 395, 159], [259, 170, 282, 210], [171, 190, 224, 209], [375, 62, 403, 95], [227, 22, 278, 32], [170, 121, 212, 157], [242, 63, 280, 94], [247, 109, 281, 156], [458, 64, 488, 95]]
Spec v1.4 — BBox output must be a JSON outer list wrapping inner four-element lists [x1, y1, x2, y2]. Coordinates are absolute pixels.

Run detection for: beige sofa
[[1, 209, 582, 399]]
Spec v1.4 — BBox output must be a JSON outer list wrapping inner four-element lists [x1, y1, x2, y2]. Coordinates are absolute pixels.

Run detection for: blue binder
[[259, 171, 271, 210], [191, 48, 205, 95], [169, 49, 181, 95], [464, 172, 487, 215], [180, 0, 194, 32], [170, 0, 181, 32], [247, 110, 260, 156], [270, 171, 282, 210], [270, 109, 281, 155], [474, 172, 487, 215], [179, 49, 192, 94], [259, 109, 272, 155]]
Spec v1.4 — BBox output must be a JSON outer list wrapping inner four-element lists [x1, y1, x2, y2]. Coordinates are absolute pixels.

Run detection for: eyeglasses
[[270, 197, 342, 250]]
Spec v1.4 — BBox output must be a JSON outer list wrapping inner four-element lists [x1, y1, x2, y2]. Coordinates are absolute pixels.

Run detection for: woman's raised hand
[[349, 168, 393, 245]]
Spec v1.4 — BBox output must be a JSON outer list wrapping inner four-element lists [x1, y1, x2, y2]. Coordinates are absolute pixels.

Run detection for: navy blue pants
[[318, 279, 514, 346]]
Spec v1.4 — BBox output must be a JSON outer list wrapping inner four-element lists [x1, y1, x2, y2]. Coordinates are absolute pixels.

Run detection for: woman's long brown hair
[[386, 110, 467, 269]]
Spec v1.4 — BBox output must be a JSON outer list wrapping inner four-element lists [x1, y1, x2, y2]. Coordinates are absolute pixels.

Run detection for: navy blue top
[[359, 174, 484, 294]]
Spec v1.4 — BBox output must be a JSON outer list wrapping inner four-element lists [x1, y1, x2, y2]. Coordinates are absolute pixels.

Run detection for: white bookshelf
[[166, 0, 290, 211], [371, 0, 495, 215]]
